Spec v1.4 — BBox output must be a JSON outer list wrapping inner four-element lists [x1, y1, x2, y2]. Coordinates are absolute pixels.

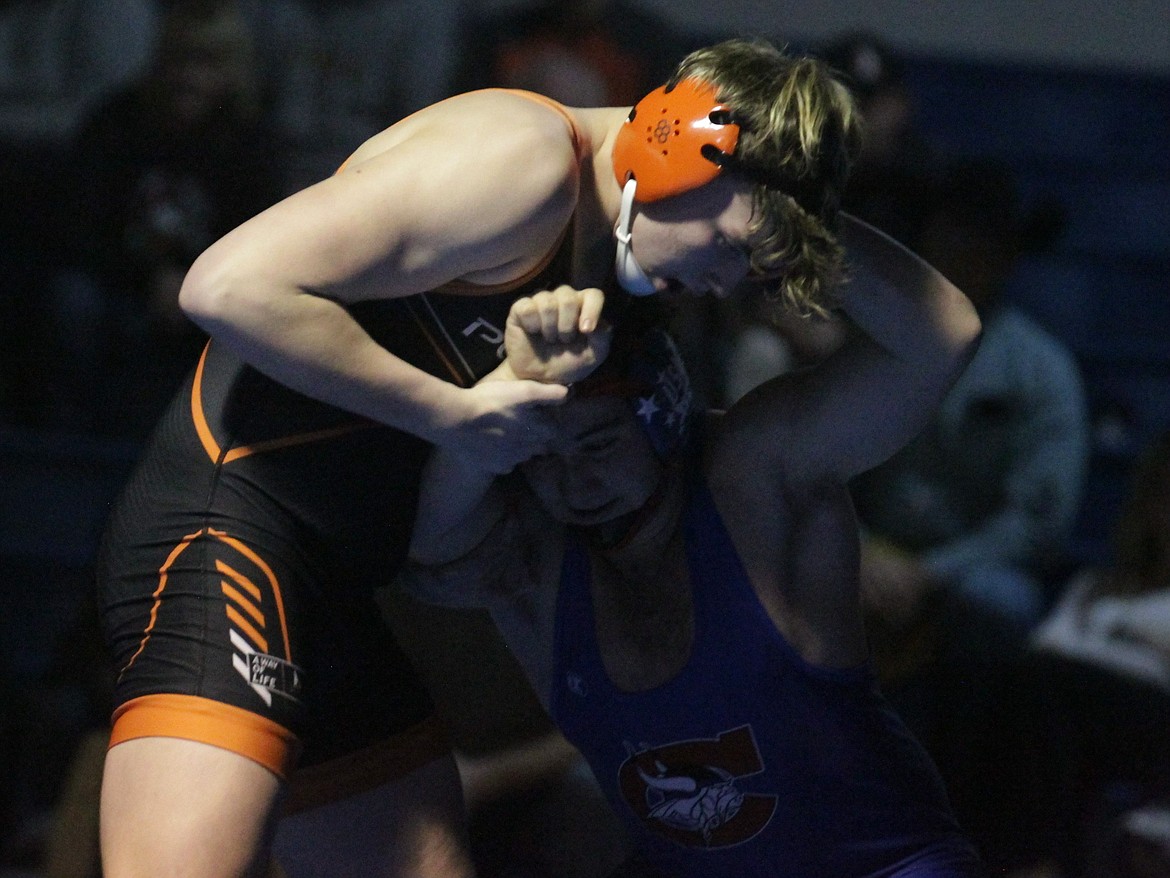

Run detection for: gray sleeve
[[924, 332, 1090, 576]]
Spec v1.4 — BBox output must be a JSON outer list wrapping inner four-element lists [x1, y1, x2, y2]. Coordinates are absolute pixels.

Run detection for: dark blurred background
[[1, 1, 1167, 876]]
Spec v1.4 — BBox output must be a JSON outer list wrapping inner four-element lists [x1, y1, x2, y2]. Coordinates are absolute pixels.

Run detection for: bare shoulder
[[341, 90, 587, 287], [706, 374, 804, 488], [346, 90, 585, 196], [210, 90, 588, 302]]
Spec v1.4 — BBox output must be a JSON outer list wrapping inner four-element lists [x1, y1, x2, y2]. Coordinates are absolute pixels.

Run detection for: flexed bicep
[[721, 215, 980, 485]]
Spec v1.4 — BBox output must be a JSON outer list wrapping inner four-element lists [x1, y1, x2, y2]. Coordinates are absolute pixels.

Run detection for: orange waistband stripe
[[108, 693, 302, 780], [190, 342, 373, 465]]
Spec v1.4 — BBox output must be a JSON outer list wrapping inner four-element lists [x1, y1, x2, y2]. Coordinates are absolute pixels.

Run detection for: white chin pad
[[614, 179, 657, 296]]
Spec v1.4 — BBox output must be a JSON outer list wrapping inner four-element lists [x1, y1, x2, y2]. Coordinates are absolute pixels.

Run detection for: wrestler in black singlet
[[97, 230, 578, 790]]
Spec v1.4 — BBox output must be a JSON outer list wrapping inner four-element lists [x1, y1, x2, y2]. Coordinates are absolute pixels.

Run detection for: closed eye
[[579, 435, 620, 455], [573, 421, 624, 455]]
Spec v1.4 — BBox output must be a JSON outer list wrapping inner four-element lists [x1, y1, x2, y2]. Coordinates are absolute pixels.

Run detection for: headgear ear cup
[[612, 79, 740, 202]]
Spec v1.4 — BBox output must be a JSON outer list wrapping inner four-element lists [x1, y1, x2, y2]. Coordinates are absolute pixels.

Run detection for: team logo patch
[[197, 528, 304, 708], [239, 644, 302, 702], [618, 725, 777, 848]]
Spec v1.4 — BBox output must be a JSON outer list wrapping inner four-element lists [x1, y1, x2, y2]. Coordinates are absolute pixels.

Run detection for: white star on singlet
[[636, 395, 660, 423]]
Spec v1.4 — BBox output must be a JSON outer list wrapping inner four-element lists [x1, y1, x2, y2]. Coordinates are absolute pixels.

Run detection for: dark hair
[[577, 296, 696, 459]]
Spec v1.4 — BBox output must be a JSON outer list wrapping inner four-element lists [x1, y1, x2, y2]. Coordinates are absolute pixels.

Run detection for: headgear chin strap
[[612, 79, 740, 203], [613, 178, 657, 295]]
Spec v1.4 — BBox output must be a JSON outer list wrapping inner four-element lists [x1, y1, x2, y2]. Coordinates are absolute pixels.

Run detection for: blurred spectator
[[59, 0, 281, 437], [0, 580, 113, 875], [852, 158, 1089, 633], [455, 0, 686, 108], [819, 31, 939, 246], [0, 0, 158, 426], [1030, 431, 1170, 878], [1034, 430, 1170, 686], [0, 0, 156, 149], [237, 0, 462, 194], [847, 158, 1090, 872], [1028, 431, 1170, 876]]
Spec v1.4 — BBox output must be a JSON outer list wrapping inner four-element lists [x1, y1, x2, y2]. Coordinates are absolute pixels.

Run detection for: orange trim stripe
[[191, 343, 374, 465], [191, 345, 222, 464], [401, 299, 471, 386], [209, 529, 293, 661], [222, 422, 373, 463], [428, 89, 578, 295], [108, 693, 301, 779], [437, 221, 570, 297], [119, 529, 205, 679], [121, 530, 290, 677], [191, 90, 585, 460], [220, 581, 265, 627], [216, 559, 262, 602], [506, 88, 586, 158], [226, 604, 269, 653]]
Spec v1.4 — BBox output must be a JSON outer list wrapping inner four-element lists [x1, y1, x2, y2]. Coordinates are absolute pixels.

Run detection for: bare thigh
[[273, 752, 474, 878], [100, 736, 284, 878]]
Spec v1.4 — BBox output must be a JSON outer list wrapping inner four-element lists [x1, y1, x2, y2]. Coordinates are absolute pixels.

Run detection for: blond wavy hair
[[671, 39, 862, 316]]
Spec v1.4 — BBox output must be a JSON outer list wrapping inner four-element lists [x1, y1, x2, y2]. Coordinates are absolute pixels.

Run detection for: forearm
[[738, 216, 983, 481], [410, 285, 605, 567], [838, 213, 981, 388], [410, 448, 505, 567], [408, 360, 539, 564]]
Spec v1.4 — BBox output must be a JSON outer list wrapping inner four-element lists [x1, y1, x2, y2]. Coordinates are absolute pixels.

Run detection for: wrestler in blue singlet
[[551, 479, 986, 878]]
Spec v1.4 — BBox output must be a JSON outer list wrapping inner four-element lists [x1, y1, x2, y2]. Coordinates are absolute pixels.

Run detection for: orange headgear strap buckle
[[612, 78, 739, 203]]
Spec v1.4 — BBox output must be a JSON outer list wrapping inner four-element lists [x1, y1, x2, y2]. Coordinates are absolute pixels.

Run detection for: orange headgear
[[612, 78, 740, 203]]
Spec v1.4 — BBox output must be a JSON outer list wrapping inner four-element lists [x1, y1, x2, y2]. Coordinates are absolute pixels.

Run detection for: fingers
[[529, 381, 571, 405], [504, 379, 570, 407], [577, 287, 605, 333], [447, 382, 567, 473], [514, 381, 570, 408], [509, 286, 605, 342], [468, 378, 568, 416], [588, 320, 614, 365]]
